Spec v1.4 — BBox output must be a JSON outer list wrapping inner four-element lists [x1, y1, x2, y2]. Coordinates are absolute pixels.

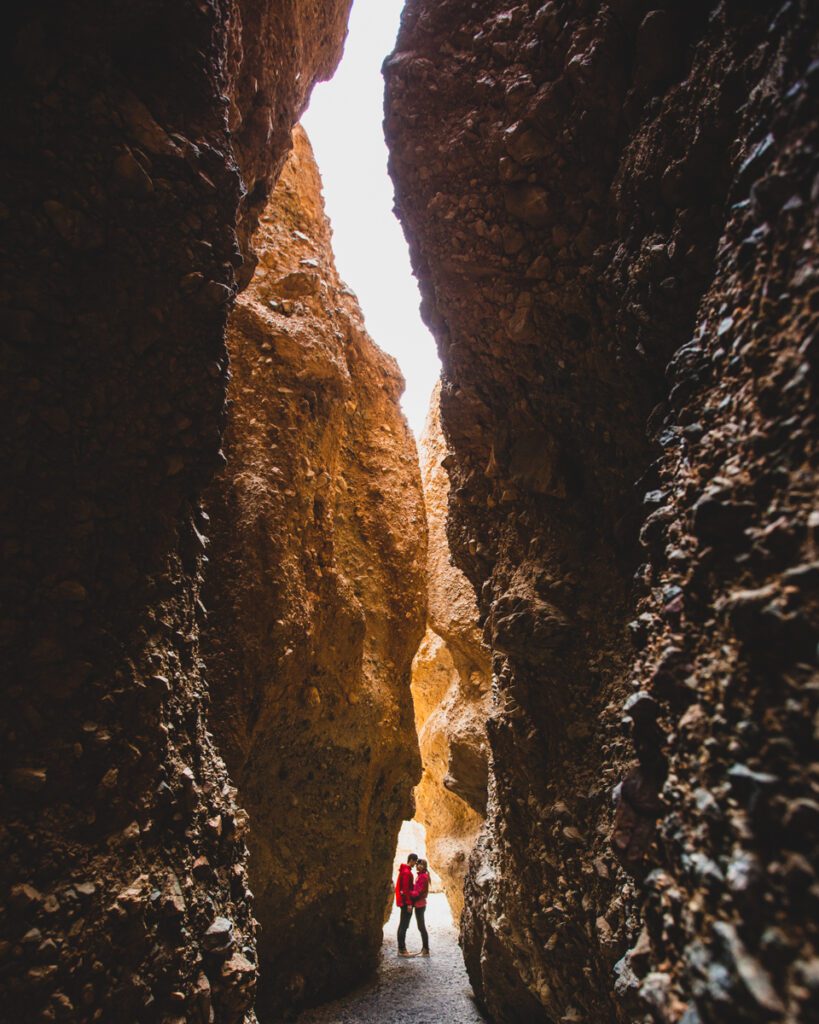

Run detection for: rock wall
[[201, 127, 426, 1018], [386, 3, 819, 1023], [411, 385, 491, 920], [0, 2, 350, 1022]]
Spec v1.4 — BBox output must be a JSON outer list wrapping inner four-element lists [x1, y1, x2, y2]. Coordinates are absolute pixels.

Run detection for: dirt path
[[297, 894, 487, 1024]]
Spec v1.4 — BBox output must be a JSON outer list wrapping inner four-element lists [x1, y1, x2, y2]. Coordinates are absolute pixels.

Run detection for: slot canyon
[[0, 4, 817, 1024]]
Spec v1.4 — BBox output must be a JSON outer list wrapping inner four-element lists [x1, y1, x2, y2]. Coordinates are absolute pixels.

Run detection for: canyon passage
[[1, 3, 818, 1024]]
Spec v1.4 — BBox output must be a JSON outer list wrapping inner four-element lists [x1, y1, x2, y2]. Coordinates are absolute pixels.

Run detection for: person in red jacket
[[395, 852, 418, 956], [410, 858, 431, 956]]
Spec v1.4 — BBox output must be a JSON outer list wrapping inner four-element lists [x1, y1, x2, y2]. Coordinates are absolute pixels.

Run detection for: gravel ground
[[297, 894, 487, 1024]]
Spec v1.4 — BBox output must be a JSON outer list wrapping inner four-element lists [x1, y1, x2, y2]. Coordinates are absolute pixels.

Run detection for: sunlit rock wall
[[202, 127, 427, 1017]]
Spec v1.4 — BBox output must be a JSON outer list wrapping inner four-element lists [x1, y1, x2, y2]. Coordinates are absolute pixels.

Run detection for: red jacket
[[395, 863, 413, 908], [411, 870, 430, 908]]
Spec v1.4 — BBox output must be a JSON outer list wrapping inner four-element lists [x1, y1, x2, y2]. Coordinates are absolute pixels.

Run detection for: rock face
[[411, 385, 491, 921], [0, 2, 350, 1021], [202, 127, 426, 1017], [386, 3, 819, 1023]]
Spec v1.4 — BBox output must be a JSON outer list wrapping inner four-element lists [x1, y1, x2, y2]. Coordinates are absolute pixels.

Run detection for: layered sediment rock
[[386, 3, 819, 1022], [202, 127, 426, 1017], [412, 385, 491, 920], [1, 3, 349, 1021]]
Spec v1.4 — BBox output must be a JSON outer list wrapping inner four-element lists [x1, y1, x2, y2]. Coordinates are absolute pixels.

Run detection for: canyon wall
[[0, 2, 350, 1021], [386, 3, 819, 1023], [202, 127, 426, 1018], [411, 385, 491, 920]]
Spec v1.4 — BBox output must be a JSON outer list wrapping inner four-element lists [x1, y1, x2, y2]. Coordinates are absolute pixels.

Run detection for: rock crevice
[[412, 384, 491, 921]]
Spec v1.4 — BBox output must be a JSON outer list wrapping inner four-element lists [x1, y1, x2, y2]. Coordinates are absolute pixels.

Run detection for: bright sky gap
[[302, 0, 441, 436]]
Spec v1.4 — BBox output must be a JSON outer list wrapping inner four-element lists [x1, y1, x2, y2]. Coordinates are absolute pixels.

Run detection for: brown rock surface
[[0, 2, 350, 1021], [412, 385, 491, 920], [202, 127, 427, 1018], [224, 0, 354, 284], [386, 3, 819, 1023]]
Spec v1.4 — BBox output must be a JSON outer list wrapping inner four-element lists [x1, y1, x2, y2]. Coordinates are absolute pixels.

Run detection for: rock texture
[[411, 385, 491, 920], [0, 2, 349, 1021], [386, 3, 819, 1023], [202, 127, 426, 1018]]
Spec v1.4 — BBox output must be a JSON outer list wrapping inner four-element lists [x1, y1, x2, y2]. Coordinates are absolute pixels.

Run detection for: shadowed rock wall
[[0, 2, 350, 1021], [202, 127, 426, 1018], [386, 2, 819, 1022], [412, 384, 491, 921]]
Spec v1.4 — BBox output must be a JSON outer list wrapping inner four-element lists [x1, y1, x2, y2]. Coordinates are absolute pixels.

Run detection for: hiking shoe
[[398, 950, 413, 957], [420, 949, 430, 957]]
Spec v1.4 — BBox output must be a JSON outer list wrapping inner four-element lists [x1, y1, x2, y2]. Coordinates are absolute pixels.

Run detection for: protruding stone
[[203, 916, 235, 955]]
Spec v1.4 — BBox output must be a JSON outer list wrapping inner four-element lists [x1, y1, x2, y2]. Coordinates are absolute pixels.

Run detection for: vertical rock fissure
[[411, 383, 492, 923]]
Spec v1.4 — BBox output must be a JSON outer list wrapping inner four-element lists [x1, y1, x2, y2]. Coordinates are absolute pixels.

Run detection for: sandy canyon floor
[[297, 894, 486, 1024]]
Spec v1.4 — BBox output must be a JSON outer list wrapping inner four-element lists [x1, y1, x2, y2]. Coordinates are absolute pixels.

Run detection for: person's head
[[416, 858, 427, 873], [407, 853, 418, 867]]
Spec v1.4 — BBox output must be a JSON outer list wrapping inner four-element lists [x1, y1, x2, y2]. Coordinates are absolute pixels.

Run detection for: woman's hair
[[417, 858, 428, 871]]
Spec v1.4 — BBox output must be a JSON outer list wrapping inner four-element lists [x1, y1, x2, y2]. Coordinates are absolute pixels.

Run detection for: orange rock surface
[[203, 127, 427, 1016], [412, 384, 491, 921]]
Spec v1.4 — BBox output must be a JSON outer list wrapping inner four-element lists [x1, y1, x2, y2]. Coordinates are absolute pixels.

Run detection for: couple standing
[[394, 853, 430, 957]]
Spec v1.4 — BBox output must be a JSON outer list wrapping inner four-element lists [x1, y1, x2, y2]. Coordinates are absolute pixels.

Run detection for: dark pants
[[415, 906, 429, 951], [397, 905, 413, 951]]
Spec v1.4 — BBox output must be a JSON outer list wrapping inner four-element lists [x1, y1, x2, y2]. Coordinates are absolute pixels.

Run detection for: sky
[[302, 0, 440, 436]]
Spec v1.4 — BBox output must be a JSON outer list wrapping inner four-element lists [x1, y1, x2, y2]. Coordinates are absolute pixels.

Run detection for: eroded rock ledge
[[386, 2, 818, 1022], [202, 127, 426, 1018]]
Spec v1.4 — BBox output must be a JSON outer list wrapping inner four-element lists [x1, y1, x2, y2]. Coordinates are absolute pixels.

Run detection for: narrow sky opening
[[302, 0, 440, 436]]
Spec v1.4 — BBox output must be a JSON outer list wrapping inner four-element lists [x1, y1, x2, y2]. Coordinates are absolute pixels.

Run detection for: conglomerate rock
[[202, 127, 427, 1018], [386, 2, 819, 1022], [0, 2, 350, 1021], [411, 385, 491, 921]]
